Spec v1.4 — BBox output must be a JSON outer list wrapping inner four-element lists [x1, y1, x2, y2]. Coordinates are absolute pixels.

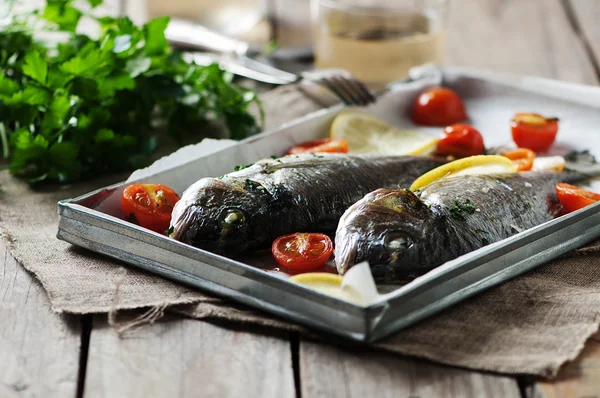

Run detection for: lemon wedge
[[289, 262, 380, 306], [330, 111, 438, 155], [410, 155, 517, 191], [289, 273, 346, 298]]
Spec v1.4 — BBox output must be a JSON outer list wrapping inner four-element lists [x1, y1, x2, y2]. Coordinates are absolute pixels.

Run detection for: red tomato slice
[[272, 233, 334, 273], [556, 183, 600, 215], [411, 87, 467, 126], [287, 139, 349, 155], [121, 184, 181, 233], [511, 113, 559, 153], [502, 148, 535, 172], [436, 124, 485, 158]]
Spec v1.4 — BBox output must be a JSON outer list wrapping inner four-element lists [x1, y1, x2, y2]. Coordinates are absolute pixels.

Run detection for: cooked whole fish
[[335, 171, 573, 282], [170, 153, 444, 256]]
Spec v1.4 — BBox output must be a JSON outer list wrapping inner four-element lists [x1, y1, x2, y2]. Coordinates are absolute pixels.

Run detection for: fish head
[[335, 188, 435, 281], [170, 177, 267, 255]]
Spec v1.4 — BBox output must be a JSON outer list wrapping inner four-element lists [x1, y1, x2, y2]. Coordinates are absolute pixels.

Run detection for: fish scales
[[170, 153, 444, 256]]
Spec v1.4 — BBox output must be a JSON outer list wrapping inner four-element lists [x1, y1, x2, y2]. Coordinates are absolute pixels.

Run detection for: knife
[[183, 52, 298, 85], [167, 18, 305, 85]]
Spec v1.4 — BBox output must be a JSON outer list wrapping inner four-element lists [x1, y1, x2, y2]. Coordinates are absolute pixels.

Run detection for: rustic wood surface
[[84, 317, 295, 398], [299, 341, 521, 398], [0, 241, 81, 398], [2, 0, 600, 397], [445, 0, 598, 84]]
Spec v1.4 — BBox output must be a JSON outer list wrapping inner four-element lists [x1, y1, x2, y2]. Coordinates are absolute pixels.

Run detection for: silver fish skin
[[335, 172, 567, 282], [170, 153, 444, 256]]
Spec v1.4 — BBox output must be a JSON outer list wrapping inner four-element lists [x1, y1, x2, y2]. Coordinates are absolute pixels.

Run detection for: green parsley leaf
[[22, 51, 48, 84], [60, 46, 113, 77], [43, 3, 82, 32], [87, 0, 102, 8], [97, 73, 135, 98], [0, 73, 20, 96], [143, 17, 170, 56], [22, 86, 51, 105]]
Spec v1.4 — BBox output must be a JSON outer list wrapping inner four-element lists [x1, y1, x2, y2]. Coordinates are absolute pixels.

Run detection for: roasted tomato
[[502, 148, 535, 172], [511, 113, 559, 152], [411, 87, 467, 126], [121, 184, 180, 233], [272, 232, 334, 273], [287, 139, 349, 155], [436, 124, 485, 157], [556, 183, 600, 214]]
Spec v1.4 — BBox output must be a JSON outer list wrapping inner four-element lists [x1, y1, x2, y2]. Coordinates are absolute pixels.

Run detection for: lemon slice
[[289, 273, 346, 298], [290, 272, 368, 304], [290, 262, 380, 306], [410, 155, 517, 191], [330, 111, 438, 155]]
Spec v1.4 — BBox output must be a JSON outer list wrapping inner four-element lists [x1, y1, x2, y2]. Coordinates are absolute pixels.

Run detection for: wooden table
[[2, 0, 600, 397]]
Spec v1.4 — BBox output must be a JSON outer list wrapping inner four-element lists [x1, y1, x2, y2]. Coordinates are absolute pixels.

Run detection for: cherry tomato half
[[121, 184, 181, 233], [272, 232, 334, 273], [502, 148, 536, 172], [411, 87, 467, 126], [511, 113, 559, 153], [556, 183, 600, 215], [436, 124, 485, 158], [287, 138, 349, 155]]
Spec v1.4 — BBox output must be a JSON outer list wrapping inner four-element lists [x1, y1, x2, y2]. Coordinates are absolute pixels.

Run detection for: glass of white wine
[[312, 0, 449, 85]]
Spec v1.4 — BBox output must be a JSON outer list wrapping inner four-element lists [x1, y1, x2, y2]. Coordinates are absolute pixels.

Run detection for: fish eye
[[219, 209, 246, 228], [384, 232, 414, 253]]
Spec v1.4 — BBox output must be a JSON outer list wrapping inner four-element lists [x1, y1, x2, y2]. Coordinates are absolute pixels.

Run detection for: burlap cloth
[[2, 85, 600, 379]]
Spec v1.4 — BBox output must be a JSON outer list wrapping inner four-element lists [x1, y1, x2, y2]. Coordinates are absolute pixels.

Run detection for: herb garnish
[[165, 226, 174, 236], [564, 149, 597, 164], [0, 0, 261, 184], [449, 199, 476, 221], [234, 164, 253, 171], [245, 178, 265, 192]]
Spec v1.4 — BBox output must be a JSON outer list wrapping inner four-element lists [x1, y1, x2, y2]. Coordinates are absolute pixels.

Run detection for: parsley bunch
[[0, 0, 260, 183]]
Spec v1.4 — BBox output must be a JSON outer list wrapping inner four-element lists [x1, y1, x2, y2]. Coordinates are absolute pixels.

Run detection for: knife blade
[[183, 52, 298, 85]]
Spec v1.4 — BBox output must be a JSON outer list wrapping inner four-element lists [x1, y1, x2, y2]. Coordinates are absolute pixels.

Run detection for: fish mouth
[[334, 232, 360, 275], [170, 202, 200, 242]]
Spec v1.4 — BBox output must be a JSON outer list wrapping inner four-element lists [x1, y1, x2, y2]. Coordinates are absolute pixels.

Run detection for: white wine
[[314, 6, 446, 85]]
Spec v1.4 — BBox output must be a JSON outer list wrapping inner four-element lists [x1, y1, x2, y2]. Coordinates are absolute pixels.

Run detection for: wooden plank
[[527, 332, 600, 398], [84, 316, 296, 398], [300, 341, 521, 398], [0, 241, 81, 398], [570, 0, 600, 68], [445, 0, 598, 84]]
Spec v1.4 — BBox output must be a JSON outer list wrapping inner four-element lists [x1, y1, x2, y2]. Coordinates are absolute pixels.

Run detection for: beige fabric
[[2, 84, 600, 378]]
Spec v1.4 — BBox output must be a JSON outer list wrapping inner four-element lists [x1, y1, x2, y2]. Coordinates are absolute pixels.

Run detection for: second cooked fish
[[335, 171, 572, 282]]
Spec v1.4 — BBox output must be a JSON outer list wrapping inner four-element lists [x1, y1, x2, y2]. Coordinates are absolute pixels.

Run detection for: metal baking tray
[[57, 67, 600, 342]]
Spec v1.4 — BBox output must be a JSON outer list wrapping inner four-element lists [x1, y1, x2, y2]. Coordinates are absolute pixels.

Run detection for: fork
[[168, 19, 377, 106], [298, 69, 377, 106]]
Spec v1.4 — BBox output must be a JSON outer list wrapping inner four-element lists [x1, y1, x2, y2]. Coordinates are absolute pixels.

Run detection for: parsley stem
[[0, 123, 8, 159]]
